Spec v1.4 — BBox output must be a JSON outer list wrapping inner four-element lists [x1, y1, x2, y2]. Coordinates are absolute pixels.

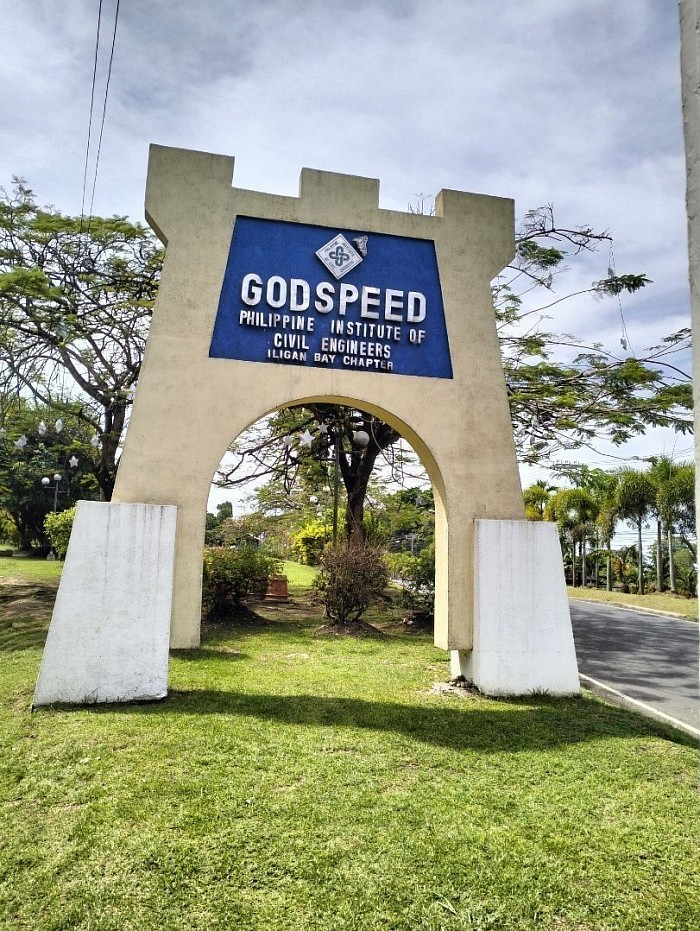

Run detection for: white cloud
[[0, 0, 691, 490]]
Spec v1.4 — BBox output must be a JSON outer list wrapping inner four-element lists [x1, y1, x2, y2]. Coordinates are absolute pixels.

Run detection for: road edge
[[580, 673, 700, 740], [570, 597, 697, 622]]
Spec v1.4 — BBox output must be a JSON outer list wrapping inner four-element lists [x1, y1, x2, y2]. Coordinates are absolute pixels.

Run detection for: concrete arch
[[212, 392, 449, 507], [35, 145, 579, 706], [110, 145, 526, 649]]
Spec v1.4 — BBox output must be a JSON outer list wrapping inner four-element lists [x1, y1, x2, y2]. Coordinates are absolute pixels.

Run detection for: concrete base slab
[[33, 501, 177, 706], [450, 519, 580, 696]]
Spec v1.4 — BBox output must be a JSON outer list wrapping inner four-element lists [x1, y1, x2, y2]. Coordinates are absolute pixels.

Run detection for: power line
[[87, 0, 121, 222], [79, 0, 121, 232], [79, 0, 104, 230], [608, 245, 633, 355]]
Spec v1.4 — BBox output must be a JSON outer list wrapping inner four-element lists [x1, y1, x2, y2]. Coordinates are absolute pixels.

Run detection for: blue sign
[[209, 216, 453, 379]]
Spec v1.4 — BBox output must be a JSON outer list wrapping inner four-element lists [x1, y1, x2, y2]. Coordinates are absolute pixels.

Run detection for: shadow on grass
[[0, 618, 49, 652], [0, 580, 56, 652], [172, 648, 248, 662], [125, 687, 686, 751]]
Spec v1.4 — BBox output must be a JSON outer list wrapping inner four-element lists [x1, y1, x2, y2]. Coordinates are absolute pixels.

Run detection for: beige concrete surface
[[113, 145, 525, 649]]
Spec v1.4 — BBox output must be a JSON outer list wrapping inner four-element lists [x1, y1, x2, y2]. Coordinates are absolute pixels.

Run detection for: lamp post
[[332, 433, 341, 544], [347, 427, 370, 539], [299, 412, 372, 545], [41, 473, 65, 512]]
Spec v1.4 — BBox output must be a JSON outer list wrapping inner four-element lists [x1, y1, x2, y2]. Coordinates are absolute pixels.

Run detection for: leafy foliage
[[0, 180, 162, 499], [495, 206, 691, 463], [292, 518, 330, 566], [386, 543, 436, 618], [0, 398, 98, 550], [201, 546, 281, 619], [43, 506, 76, 559]]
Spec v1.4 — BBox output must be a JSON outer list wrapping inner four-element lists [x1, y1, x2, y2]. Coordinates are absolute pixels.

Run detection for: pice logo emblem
[[315, 233, 366, 279]]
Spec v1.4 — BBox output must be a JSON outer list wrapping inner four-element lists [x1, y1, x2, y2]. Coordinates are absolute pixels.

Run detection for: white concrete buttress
[[33, 501, 177, 706]]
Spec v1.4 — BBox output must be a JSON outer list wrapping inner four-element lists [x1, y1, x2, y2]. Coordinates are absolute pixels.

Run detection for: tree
[[613, 544, 637, 593], [219, 403, 405, 541], [498, 206, 692, 465], [553, 465, 619, 590], [373, 486, 435, 551], [649, 456, 695, 592], [545, 487, 599, 587], [523, 480, 555, 521], [205, 500, 235, 544], [0, 398, 98, 550], [614, 468, 657, 594], [0, 180, 162, 499], [591, 471, 620, 592]]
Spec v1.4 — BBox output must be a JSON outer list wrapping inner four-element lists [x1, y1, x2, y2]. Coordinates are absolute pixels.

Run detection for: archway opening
[[203, 400, 441, 634]]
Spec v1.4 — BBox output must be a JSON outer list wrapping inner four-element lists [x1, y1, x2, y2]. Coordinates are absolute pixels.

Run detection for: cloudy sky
[[1, 0, 693, 513]]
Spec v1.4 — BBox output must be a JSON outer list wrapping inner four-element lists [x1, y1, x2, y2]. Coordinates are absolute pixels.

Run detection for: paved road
[[569, 600, 699, 733]]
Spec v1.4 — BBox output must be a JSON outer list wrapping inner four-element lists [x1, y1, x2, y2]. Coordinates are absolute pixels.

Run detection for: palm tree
[[615, 468, 656, 595], [651, 458, 695, 593], [546, 487, 599, 587], [523, 479, 556, 521], [589, 470, 619, 591], [613, 544, 637, 593]]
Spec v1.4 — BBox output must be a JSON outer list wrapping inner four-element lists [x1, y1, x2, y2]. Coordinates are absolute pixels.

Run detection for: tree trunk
[[594, 534, 600, 588], [606, 538, 612, 591], [341, 441, 380, 541], [668, 527, 677, 593], [656, 519, 664, 592], [581, 537, 587, 587], [97, 401, 127, 501], [637, 520, 644, 595]]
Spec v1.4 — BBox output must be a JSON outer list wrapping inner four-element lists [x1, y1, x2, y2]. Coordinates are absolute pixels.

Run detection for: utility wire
[[79, 0, 104, 233], [79, 0, 121, 235], [608, 245, 633, 355], [87, 0, 121, 225]]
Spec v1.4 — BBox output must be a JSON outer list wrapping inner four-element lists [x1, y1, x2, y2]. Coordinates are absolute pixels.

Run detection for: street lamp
[[41, 473, 65, 512]]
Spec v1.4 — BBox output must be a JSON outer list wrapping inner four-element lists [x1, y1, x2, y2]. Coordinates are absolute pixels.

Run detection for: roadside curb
[[580, 674, 700, 740], [570, 597, 697, 623]]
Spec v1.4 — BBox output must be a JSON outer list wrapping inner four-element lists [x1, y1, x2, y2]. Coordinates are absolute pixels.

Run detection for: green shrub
[[44, 506, 77, 560], [202, 546, 281, 620], [291, 519, 329, 565], [387, 543, 435, 617], [314, 540, 388, 625]]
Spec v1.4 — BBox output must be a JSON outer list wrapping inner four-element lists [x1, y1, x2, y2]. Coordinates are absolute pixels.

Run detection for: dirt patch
[[0, 579, 57, 652], [202, 603, 271, 635], [0, 580, 57, 621], [428, 676, 483, 699], [315, 619, 385, 638]]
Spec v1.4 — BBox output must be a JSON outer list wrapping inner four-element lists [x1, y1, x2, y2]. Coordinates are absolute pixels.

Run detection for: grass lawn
[[0, 555, 63, 584], [1, 560, 699, 930], [567, 585, 698, 620], [280, 559, 318, 590]]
